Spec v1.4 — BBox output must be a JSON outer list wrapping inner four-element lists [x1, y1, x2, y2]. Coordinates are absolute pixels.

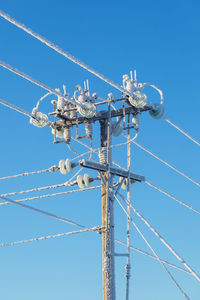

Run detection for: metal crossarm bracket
[[54, 105, 152, 126], [79, 159, 145, 182], [114, 253, 129, 257]]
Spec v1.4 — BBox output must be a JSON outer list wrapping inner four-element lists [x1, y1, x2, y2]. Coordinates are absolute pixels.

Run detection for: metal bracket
[[114, 253, 129, 257], [79, 159, 145, 182]]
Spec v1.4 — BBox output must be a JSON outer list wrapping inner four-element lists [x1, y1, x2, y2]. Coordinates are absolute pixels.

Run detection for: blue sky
[[0, 0, 200, 299]]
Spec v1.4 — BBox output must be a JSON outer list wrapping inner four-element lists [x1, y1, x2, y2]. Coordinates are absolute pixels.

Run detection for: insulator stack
[[85, 122, 93, 139], [132, 114, 140, 129], [64, 127, 71, 143], [69, 104, 76, 118], [64, 103, 70, 118], [99, 147, 109, 164]]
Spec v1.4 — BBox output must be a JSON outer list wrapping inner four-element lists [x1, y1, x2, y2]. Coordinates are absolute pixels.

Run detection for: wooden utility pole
[[100, 116, 115, 300]]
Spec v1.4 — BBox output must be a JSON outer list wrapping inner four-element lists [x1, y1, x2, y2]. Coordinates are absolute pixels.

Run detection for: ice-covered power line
[[115, 240, 191, 275], [164, 117, 200, 147], [0, 60, 86, 109], [0, 229, 190, 276], [0, 186, 101, 206], [0, 194, 89, 229], [72, 135, 200, 190], [132, 140, 200, 188], [0, 168, 83, 198], [0, 226, 101, 248], [114, 195, 190, 300], [115, 190, 200, 283], [0, 97, 38, 119], [0, 152, 87, 181], [145, 180, 200, 215], [0, 10, 130, 97], [0, 166, 58, 181]]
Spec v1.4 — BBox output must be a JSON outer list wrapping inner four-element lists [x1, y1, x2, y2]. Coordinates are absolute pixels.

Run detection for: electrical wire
[[0, 186, 101, 206], [0, 60, 85, 109], [164, 117, 200, 147], [35, 91, 52, 110], [0, 166, 58, 181], [114, 195, 190, 300], [145, 180, 200, 215], [0, 226, 102, 248], [0, 228, 190, 276], [0, 194, 88, 229], [142, 82, 164, 104], [0, 168, 83, 198], [0, 97, 37, 119], [116, 190, 200, 283], [115, 240, 191, 275], [133, 140, 200, 188], [0, 10, 130, 97]]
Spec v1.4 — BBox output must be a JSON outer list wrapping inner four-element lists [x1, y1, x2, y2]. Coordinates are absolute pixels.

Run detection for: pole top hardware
[[79, 159, 145, 182]]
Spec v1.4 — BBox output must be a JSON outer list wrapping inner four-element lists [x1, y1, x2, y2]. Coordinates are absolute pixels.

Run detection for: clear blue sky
[[0, 0, 200, 299]]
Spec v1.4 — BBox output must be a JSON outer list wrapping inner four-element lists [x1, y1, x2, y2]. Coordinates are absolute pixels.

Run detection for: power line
[[76, 132, 199, 192], [0, 10, 130, 97], [164, 117, 200, 147], [0, 186, 101, 206], [0, 60, 85, 109], [115, 240, 191, 275], [115, 189, 200, 283], [0, 168, 83, 198], [0, 228, 190, 276], [0, 226, 101, 248], [0, 152, 86, 181], [114, 195, 190, 300], [0, 166, 58, 181], [133, 140, 200, 188], [0, 97, 37, 119], [0, 194, 88, 229], [145, 180, 200, 215]]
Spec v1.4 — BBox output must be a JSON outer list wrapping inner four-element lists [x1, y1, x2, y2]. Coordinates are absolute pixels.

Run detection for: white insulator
[[52, 127, 64, 138], [149, 104, 165, 119], [111, 121, 123, 137], [77, 175, 85, 188], [70, 108, 76, 118], [64, 104, 70, 118], [85, 122, 93, 138], [30, 110, 49, 128], [59, 160, 67, 175], [77, 102, 96, 118], [57, 95, 64, 110], [92, 93, 98, 103], [123, 74, 137, 94], [120, 177, 134, 189], [64, 127, 71, 143], [65, 158, 74, 173], [120, 177, 128, 190], [98, 147, 107, 164], [78, 92, 88, 103], [129, 90, 147, 108], [132, 114, 140, 129], [83, 173, 91, 187], [108, 93, 114, 101]]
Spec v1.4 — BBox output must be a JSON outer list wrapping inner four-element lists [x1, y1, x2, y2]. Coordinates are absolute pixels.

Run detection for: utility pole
[[41, 72, 157, 299], [100, 99, 115, 300]]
